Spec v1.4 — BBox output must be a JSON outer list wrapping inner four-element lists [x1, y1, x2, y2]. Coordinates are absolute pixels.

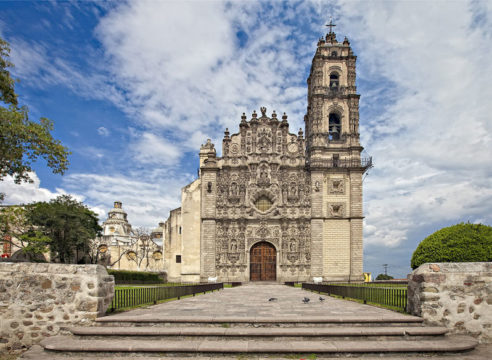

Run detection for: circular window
[[98, 245, 108, 253], [255, 196, 273, 212], [126, 251, 137, 260], [152, 251, 163, 260]]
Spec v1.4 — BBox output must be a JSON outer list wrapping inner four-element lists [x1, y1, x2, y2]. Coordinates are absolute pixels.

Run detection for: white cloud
[[0, 173, 71, 205], [95, 1, 308, 150], [130, 131, 181, 165], [61, 172, 188, 227], [333, 1, 492, 250], [0, 170, 188, 229], [97, 126, 110, 136]]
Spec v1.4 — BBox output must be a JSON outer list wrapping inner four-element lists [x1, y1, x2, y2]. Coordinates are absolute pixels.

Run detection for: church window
[[329, 113, 341, 140], [176, 255, 181, 263], [333, 154, 340, 167], [255, 196, 273, 212], [329, 73, 339, 89], [179, 226, 182, 234], [109, 226, 115, 233], [153, 251, 163, 260], [126, 251, 136, 260], [98, 245, 108, 253], [331, 51, 338, 57]]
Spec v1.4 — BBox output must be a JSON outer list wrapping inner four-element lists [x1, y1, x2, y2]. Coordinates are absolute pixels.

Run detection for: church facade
[[164, 30, 371, 283]]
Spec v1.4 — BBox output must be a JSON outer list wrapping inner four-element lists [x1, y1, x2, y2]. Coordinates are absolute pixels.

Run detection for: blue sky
[[1, 0, 491, 278]]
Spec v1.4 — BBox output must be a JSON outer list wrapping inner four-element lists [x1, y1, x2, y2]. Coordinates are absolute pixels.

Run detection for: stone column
[[349, 171, 364, 280], [200, 162, 218, 281], [310, 171, 324, 278]]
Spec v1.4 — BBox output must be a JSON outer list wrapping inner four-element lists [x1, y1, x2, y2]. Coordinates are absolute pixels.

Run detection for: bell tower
[[306, 23, 372, 282]]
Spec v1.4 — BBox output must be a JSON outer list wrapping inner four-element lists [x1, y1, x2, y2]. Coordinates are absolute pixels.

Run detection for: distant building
[[97, 201, 164, 272]]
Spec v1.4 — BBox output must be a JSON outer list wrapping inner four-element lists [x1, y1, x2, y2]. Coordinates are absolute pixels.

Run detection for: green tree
[[411, 223, 492, 269], [0, 37, 70, 200], [0, 205, 51, 259], [375, 273, 394, 280], [28, 195, 102, 263]]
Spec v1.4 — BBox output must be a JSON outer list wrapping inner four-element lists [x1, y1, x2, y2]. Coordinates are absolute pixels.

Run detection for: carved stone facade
[[164, 30, 371, 283]]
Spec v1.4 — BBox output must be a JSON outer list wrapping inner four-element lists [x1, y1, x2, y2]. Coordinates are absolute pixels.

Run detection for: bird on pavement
[[268, 297, 278, 302], [319, 297, 325, 302], [302, 297, 310, 303]]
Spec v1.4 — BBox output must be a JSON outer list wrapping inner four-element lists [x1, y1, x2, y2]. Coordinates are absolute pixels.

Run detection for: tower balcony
[[312, 85, 357, 96], [307, 157, 373, 171]]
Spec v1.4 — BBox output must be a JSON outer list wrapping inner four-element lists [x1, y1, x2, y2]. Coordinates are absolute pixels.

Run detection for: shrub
[[107, 269, 164, 284], [375, 274, 394, 280], [410, 223, 492, 269]]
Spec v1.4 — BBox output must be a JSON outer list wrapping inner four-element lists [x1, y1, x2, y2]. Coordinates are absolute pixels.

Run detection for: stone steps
[[94, 315, 424, 327], [24, 315, 480, 358], [71, 325, 448, 338], [39, 335, 478, 354], [22, 343, 491, 360]]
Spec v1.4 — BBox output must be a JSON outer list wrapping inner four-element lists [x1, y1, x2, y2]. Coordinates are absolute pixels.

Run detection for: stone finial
[[343, 36, 350, 45], [241, 112, 247, 122], [282, 112, 288, 121], [271, 110, 277, 118], [260, 107, 267, 117], [252, 110, 257, 118], [224, 128, 230, 138], [114, 201, 122, 208], [298, 128, 304, 138], [200, 139, 215, 151]]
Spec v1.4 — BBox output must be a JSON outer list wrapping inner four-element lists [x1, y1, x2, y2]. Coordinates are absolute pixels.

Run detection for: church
[[163, 28, 372, 283]]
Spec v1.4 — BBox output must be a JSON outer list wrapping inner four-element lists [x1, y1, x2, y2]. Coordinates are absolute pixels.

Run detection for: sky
[[1, 0, 491, 278]]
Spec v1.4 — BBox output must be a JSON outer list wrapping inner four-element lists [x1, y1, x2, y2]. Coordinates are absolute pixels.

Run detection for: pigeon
[[302, 297, 310, 303], [268, 297, 278, 302], [319, 297, 325, 302]]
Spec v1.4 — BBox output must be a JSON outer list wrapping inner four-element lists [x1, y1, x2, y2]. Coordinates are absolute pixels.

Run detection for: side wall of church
[[180, 179, 201, 283], [164, 208, 182, 282]]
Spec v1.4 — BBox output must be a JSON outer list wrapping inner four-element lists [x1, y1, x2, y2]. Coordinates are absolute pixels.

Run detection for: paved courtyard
[[106, 283, 416, 320]]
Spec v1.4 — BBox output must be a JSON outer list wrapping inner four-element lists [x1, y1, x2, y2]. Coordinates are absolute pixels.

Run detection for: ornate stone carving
[[329, 203, 345, 217], [329, 178, 345, 194], [213, 108, 313, 279]]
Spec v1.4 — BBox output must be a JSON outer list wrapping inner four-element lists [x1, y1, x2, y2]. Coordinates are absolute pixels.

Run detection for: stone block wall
[[407, 262, 492, 343], [0, 263, 114, 351]]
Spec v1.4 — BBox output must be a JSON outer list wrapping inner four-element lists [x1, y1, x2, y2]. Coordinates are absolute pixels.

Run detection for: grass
[[108, 288, 223, 313], [303, 288, 407, 314], [282, 354, 317, 359], [115, 282, 235, 290], [325, 282, 407, 288]]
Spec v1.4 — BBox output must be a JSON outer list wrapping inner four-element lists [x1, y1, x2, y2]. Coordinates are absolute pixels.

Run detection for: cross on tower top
[[326, 18, 336, 34]]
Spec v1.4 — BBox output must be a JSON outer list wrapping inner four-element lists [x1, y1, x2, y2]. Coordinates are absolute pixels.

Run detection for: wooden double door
[[250, 242, 276, 281]]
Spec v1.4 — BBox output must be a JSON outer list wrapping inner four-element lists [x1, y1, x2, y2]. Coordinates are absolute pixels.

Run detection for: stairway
[[22, 314, 480, 359]]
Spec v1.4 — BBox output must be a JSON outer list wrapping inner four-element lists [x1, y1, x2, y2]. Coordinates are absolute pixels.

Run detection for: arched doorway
[[250, 242, 276, 281]]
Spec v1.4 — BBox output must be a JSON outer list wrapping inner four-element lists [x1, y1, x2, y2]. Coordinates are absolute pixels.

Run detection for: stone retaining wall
[[408, 262, 492, 343], [0, 263, 114, 351]]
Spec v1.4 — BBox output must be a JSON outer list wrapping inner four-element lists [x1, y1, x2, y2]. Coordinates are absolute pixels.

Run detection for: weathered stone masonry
[[0, 263, 114, 351], [408, 262, 492, 343]]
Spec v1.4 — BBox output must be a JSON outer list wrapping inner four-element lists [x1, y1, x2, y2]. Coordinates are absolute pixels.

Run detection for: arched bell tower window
[[329, 113, 341, 140], [331, 51, 338, 57], [329, 72, 339, 90]]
